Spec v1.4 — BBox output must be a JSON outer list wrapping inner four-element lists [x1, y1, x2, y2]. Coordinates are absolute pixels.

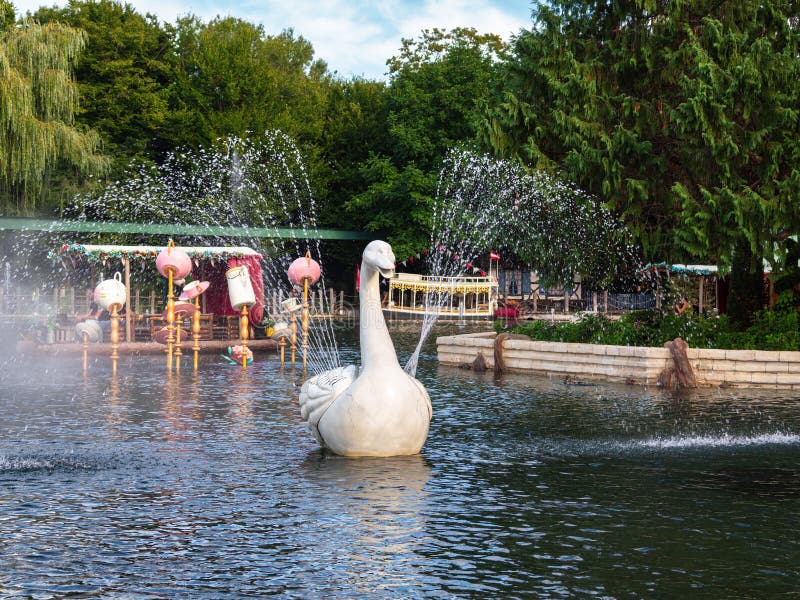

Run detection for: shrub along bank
[[497, 292, 800, 352]]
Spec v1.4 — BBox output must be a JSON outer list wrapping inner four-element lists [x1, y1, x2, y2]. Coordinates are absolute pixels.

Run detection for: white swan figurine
[[299, 240, 432, 456]]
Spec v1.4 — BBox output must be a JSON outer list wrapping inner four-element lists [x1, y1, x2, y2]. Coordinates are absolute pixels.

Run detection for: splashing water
[[403, 149, 640, 376]]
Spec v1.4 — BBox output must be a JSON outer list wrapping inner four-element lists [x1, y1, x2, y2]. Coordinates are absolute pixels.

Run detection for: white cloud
[[11, 0, 531, 80]]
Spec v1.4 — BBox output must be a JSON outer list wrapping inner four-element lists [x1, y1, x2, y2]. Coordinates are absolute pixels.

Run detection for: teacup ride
[[287, 252, 321, 372], [156, 240, 192, 370], [179, 280, 211, 371], [226, 265, 256, 369]]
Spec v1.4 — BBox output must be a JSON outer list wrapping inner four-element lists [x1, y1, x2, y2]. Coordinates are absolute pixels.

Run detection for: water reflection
[[297, 452, 433, 596]]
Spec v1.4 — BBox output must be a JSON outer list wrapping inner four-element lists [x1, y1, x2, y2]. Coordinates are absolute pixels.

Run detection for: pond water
[[1, 324, 799, 598]]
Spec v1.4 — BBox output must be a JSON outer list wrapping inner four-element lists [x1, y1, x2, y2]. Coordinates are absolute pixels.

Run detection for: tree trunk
[[493, 333, 530, 373], [664, 338, 697, 389]]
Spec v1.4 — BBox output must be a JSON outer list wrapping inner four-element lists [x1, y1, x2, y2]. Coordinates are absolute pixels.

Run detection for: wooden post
[[698, 276, 705, 314], [166, 269, 175, 370], [149, 290, 155, 314], [290, 309, 297, 365], [302, 278, 310, 371], [592, 291, 598, 313], [329, 288, 334, 316], [603, 290, 609, 314], [174, 310, 183, 369]]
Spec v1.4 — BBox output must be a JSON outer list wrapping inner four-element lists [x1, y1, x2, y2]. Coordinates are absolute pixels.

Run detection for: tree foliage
[[0, 18, 108, 214], [480, 0, 800, 324], [481, 0, 800, 272], [32, 0, 176, 169], [170, 17, 329, 148], [0, 0, 13, 28], [346, 28, 506, 257]]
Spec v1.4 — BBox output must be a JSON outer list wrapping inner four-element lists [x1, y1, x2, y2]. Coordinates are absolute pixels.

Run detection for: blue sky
[[13, 0, 535, 80]]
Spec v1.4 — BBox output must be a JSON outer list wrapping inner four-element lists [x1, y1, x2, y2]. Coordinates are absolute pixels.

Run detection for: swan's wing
[[410, 376, 433, 420], [299, 365, 358, 440]]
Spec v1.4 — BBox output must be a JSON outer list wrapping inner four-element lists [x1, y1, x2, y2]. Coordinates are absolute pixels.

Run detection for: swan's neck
[[359, 262, 399, 370]]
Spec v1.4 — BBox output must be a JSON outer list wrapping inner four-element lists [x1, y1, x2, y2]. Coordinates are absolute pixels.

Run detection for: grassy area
[[497, 292, 800, 351]]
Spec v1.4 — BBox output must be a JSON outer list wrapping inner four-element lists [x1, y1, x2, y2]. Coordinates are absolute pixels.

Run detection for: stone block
[[642, 346, 672, 359], [764, 362, 790, 373], [753, 350, 781, 362], [725, 371, 755, 383], [694, 348, 729, 360], [775, 373, 800, 386], [750, 372, 778, 385], [725, 349, 756, 361], [778, 350, 800, 362]]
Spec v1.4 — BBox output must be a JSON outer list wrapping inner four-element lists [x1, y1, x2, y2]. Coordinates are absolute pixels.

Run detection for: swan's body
[[299, 240, 432, 456]]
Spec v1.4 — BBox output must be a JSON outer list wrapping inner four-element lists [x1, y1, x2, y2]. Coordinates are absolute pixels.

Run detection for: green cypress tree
[[481, 0, 800, 324]]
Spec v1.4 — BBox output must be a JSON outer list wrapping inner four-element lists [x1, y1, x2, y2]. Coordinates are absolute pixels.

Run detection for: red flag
[[355, 264, 361, 292], [490, 251, 500, 261]]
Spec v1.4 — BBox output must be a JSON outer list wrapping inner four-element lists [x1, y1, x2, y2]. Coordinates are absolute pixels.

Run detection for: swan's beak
[[378, 266, 395, 279]]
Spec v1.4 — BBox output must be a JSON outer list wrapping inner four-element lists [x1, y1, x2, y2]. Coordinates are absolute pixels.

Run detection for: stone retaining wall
[[436, 331, 800, 389]]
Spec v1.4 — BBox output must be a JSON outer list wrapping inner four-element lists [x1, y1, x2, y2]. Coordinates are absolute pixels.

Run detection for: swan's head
[[363, 240, 396, 279]]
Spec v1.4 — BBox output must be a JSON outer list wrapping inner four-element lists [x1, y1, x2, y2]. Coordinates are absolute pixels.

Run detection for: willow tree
[[481, 0, 800, 325], [0, 18, 108, 214]]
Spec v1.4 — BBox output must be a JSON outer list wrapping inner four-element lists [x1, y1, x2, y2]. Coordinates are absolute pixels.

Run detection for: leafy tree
[[346, 156, 433, 260], [0, 0, 14, 28], [481, 0, 800, 325], [386, 27, 506, 170], [346, 28, 506, 258], [32, 0, 176, 169], [315, 78, 389, 220], [0, 18, 108, 214], [169, 17, 329, 148]]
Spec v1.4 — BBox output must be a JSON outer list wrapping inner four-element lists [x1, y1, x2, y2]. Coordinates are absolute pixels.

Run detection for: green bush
[[498, 295, 800, 351]]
